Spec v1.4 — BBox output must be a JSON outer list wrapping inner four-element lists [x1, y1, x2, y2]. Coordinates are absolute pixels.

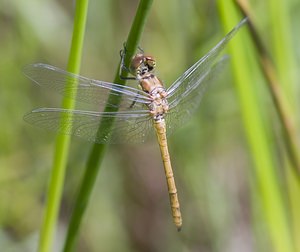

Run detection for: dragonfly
[[24, 18, 247, 231]]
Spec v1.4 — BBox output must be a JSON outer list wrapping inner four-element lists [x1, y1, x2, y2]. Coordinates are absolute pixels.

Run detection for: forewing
[[166, 18, 247, 105], [23, 63, 151, 111], [24, 108, 154, 144]]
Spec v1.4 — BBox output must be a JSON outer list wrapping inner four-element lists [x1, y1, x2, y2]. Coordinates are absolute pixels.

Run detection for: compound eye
[[148, 60, 156, 68], [145, 57, 156, 71], [130, 54, 144, 74]]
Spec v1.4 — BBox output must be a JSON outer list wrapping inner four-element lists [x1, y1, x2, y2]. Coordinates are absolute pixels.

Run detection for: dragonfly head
[[130, 54, 156, 77]]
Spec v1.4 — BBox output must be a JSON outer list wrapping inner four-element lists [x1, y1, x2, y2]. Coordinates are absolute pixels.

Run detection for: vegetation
[[0, 0, 299, 251]]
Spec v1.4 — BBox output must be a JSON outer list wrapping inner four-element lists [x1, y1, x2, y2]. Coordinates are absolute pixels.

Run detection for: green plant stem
[[236, 1, 300, 251], [38, 1, 89, 252], [217, 2, 294, 252], [63, 1, 153, 251], [236, 0, 300, 177]]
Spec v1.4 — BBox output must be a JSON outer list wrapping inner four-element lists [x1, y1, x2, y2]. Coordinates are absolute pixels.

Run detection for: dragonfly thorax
[[148, 87, 169, 121]]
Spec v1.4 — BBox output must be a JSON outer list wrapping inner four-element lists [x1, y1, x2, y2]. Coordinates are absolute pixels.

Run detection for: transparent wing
[[166, 18, 247, 106], [24, 108, 154, 144], [164, 56, 229, 136], [23, 63, 152, 111], [162, 18, 247, 135]]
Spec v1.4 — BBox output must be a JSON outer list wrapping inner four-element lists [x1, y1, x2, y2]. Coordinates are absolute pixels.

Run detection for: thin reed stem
[[38, 0, 89, 251], [63, 1, 153, 251]]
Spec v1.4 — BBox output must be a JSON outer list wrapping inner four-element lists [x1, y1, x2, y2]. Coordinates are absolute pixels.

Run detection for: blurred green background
[[1, 0, 299, 251]]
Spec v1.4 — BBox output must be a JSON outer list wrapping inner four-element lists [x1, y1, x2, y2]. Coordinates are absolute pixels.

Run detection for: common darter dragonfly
[[24, 18, 247, 230]]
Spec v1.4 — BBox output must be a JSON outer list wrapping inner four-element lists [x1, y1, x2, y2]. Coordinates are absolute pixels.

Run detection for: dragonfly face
[[130, 54, 156, 77]]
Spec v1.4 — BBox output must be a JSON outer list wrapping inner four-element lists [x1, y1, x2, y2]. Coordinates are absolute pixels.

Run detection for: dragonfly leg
[[129, 100, 137, 108], [137, 45, 144, 54], [119, 43, 146, 81], [119, 43, 137, 81], [119, 64, 136, 81], [129, 85, 147, 109]]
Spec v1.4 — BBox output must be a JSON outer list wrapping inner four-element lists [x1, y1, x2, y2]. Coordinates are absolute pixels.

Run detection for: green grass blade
[[236, 0, 300, 176], [217, 2, 294, 252], [236, 2, 300, 250], [265, 0, 300, 251], [266, 0, 299, 107], [38, 0, 89, 251], [63, 1, 153, 251]]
